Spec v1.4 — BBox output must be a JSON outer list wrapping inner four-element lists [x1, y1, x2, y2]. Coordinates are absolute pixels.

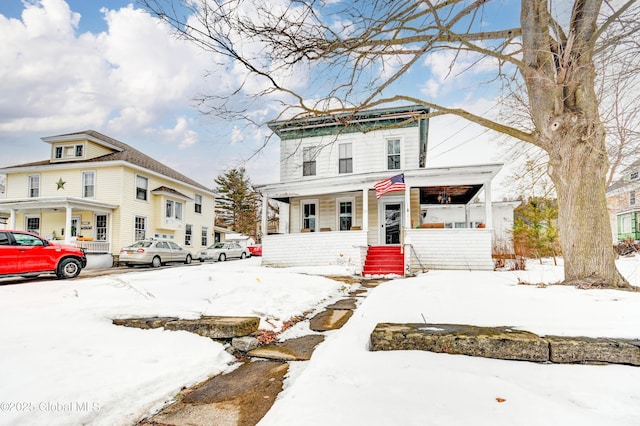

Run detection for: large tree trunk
[[547, 126, 629, 288], [521, 0, 630, 288]]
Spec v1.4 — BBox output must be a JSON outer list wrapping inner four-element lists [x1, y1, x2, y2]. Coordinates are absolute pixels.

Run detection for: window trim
[[194, 194, 202, 214], [300, 199, 319, 232], [338, 143, 353, 174], [185, 224, 193, 246], [82, 171, 96, 198], [27, 174, 40, 198], [303, 146, 317, 177], [134, 215, 147, 241], [136, 175, 148, 201], [201, 226, 209, 246], [165, 199, 183, 220], [631, 190, 636, 206], [386, 138, 402, 170], [336, 197, 356, 231]]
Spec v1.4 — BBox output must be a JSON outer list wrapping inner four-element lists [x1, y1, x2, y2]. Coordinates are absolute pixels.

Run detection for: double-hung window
[[185, 224, 193, 246], [339, 143, 353, 174], [337, 198, 355, 231], [194, 194, 202, 213], [54, 146, 63, 159], [75, 145, 84, 157], [134, 216, 147, 240], [387, 139, 401, 170], [303, 147, 317, 176], [82, 171, 95, 198], [165, 200, 183, 220], [136, 175, 148, 201], [201, 227, 208, 246], [631, 191, 636, 206], [301, 200, 318, 231], [28, 175, 40, 198]]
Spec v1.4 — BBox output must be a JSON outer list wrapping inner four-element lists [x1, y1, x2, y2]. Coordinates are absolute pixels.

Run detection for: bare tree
[[141, 0, 640, 288]]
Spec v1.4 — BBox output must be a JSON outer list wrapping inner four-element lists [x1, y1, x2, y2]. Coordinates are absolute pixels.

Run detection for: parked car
[[195, 242, 250, 262], [247, 244, 262, 256], [119, 240, 193, 267], [0, 230, 87, 279]]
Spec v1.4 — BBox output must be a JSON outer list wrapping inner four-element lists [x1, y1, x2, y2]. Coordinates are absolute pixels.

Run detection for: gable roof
[[1, 130, 211, 193]]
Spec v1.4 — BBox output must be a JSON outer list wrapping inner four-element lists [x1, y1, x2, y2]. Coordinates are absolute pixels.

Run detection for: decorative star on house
[[56, 178, 66, 190]]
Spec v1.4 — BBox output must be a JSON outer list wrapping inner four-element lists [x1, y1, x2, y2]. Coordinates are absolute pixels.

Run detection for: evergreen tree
[[214, 168, 260, 238], [513, 198, 560, 264]]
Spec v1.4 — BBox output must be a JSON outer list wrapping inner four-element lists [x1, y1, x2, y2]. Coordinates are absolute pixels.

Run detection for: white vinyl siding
[[279, 127, 418, 182]]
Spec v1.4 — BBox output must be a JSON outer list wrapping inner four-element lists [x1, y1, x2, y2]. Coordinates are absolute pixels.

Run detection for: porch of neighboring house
[[259, 164, 503, 276], [0, 197, 118, 268]]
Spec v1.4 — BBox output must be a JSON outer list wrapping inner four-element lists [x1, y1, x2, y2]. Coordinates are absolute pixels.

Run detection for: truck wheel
[[57, 258, 82, 279]]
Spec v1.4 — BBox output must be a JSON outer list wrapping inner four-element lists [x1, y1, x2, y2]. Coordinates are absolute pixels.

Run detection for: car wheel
[[151, 256, 162, 268], [185, 254, 192, 264], [199, 258, 205, 263], [240, 252, 246, 259], [218, 253, 226, 262], [57, 258, 82, 279]]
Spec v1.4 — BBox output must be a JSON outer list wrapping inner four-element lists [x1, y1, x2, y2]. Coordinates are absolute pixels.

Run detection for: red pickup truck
[[0, 230, 87, 279]]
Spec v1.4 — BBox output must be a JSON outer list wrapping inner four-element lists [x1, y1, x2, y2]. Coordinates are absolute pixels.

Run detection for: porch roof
[[0, 197, 119, 214], [257, 163, 503, 200]]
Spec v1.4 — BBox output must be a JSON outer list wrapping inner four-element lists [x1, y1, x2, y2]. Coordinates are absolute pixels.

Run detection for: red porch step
[[363, 246, 405, 276]]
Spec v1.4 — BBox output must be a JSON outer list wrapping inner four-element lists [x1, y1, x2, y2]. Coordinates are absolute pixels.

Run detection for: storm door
[[382, 202, 402, 245]]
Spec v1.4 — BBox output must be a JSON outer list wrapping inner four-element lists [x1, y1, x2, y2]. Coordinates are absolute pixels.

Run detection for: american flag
[[374, 173, 406, 199]]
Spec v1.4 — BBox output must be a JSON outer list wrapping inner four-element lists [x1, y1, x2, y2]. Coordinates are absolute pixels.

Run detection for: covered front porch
[[258, 163, 504, 275], [0, 197, 118, 257]]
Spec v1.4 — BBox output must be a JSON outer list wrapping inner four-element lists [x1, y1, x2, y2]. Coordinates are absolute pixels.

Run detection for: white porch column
[[64, 205, 72, 245], [465, 203, 471, 228], [484, 180, 493, 228], [404, 183, 412, 249], [362, 187, 369, 231], [261, 195, 268, 239], [9, 209, 16, 229]]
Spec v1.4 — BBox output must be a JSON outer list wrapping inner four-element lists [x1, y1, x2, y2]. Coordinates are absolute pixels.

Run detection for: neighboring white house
[[257, 105, 512, 275], [0, 130, 216, 267]]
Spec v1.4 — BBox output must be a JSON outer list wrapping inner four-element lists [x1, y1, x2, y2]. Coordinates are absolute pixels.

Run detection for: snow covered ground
[[1, 256, 639, 425]]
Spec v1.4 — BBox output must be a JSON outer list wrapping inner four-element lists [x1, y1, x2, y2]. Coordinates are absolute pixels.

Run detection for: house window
[[25, 215, 40, 234], [54, 146, 63, 159], [75, 145, 84, 157], [337, 198, 355, 231], [185, 224, 193, 246], [621, 215, 632, 233], [134, 216, 147, 241], [631, 191, 636, 206], [165, 200, 183, 220], [301, 200, 318, 231], [201, 227, 208, 246], [95, 214, 107, 241], [387, 139, 401, 170], [82, 171, 95, 198], [339, 143, 353, 174], [303, 147, 317, 176], [136, 175, 148, 201], [194, 194, 202, 213], [28, 175, 40, 197]]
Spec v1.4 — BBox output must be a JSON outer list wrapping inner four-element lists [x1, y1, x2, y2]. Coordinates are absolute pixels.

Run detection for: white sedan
[[195, 242, 250, 262]]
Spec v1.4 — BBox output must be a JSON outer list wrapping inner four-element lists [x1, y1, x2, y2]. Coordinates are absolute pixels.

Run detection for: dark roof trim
[[268, 105, 430, 140]]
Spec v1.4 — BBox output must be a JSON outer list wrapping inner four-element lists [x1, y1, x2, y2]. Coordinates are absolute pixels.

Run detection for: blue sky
[[0, 0, 513, 188]]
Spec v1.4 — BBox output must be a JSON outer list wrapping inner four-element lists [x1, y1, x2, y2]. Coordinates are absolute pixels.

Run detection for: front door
[[382, 202, 402, 245]]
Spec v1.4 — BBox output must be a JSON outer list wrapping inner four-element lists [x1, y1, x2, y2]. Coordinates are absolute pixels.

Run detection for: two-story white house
[[257, 105, 510, 275], [0, 130, 216, 267]]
